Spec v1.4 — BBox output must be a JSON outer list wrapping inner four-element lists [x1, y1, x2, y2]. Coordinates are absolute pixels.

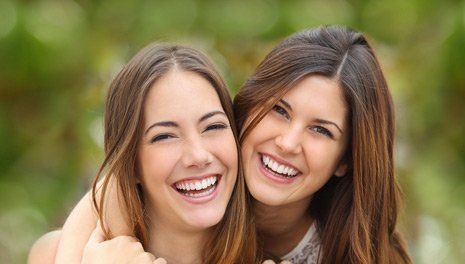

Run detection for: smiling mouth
[[173, 175, 221, 198], [260, 154, 300, 178]]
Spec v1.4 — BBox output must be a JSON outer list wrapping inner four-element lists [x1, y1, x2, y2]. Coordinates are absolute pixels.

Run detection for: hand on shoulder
[[82, 222, 166, 264]]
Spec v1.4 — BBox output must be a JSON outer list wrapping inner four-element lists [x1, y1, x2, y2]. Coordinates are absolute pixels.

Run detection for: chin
[[248, 183, 288, 206], [183, 207, 225, 230], [252, 194, 284, 207]]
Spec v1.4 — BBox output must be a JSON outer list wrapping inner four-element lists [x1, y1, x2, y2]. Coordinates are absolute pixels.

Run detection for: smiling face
[[138, 69, 237, 232], [241, 75, 349, 207]]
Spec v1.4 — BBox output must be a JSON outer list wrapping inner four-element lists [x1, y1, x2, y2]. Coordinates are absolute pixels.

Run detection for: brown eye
[[311, 126, 333, 138], [272, 105, 290, 119]]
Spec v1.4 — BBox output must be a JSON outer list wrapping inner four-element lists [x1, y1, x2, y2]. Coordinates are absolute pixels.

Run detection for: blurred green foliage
[[1, 0, 464, 263]]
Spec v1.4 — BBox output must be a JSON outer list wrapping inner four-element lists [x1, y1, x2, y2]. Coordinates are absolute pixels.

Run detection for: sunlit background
[[1, 0, 464, 263]]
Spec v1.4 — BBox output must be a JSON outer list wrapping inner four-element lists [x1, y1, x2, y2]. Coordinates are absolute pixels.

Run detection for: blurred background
[[1, 0, 464, 263]]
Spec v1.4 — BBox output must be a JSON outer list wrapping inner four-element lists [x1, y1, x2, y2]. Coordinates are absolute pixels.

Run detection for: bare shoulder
[[28, 230, 62, 264]]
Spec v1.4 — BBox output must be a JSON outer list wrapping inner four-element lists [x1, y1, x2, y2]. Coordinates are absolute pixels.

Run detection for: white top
[[281, 222, 321, 264]]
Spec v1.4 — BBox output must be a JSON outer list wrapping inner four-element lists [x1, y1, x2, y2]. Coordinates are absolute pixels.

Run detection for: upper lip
[[260, 152, 301, 173]]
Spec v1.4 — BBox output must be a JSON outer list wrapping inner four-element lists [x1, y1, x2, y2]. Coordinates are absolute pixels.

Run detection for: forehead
[[284, 75, 347, 120], [144, 70, 224, 120]]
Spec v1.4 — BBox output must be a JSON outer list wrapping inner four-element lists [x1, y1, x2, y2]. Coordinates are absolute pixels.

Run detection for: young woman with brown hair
[[31, 25, 411, 263], [30, 43, 257, 264], [235, 25, 412, 263]]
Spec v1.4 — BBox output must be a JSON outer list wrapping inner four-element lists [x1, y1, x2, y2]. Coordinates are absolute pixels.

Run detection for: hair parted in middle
[[234, 25, 411, 263], [92, 44, 258, 264]]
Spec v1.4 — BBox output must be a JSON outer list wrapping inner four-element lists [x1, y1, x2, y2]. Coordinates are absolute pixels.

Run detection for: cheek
[[207, 131, 238, 170], [303, 140, 345, 173], [240, 137, 253, 162], [138, 146, 179, 182], [242, 116, 278, 150]]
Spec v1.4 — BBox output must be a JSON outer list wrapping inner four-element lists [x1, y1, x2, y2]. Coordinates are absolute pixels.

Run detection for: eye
[[310, 126, 333, 138], [150, 134, 175, 143], [272, 105, 290, 119], [204, 123, 228, 132]]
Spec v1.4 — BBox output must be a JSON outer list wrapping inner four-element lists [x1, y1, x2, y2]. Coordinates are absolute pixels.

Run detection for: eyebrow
[[314, 118, 344, 134], [144, 110, 227, 135], [144, 121, 178, 135], [199, 110, 227, 123], [279, 99, 344, 134]]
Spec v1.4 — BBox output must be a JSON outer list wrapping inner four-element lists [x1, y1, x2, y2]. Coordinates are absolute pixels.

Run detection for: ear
[[334, 162, 348, 177]]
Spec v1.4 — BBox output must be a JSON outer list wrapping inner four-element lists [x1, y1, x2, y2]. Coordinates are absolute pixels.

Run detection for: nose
[[274, 125, 303, 155], [181, 137, 213, 168]]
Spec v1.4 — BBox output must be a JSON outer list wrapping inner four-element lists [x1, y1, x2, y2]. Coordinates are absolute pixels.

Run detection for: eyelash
[[310, 126, 333, 138], [204, 123, 228, 132], [150, 123, 228, 143], [150, 134, 175, 143], [272, 105, 290, 119]]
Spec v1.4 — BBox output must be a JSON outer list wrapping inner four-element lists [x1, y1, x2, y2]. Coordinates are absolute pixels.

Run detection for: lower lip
[[174, 176, 221, 204], [257, 155, 298, 184]]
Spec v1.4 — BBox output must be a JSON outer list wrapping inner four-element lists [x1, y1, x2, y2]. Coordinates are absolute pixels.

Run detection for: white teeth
[[201, 179, 207, 189], [271, 162, 278, 172], [175, 176, 218, 192], [264, 156, 270, 166], [283, 167, 289, 174], [261, 155, 299, 177], [184, 186, 215, 197]]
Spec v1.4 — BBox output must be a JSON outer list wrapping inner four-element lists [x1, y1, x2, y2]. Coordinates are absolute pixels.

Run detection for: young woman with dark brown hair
[[29, 43, 258, 264], [31, 26, 411, 264], [236, 25, 412, 263]]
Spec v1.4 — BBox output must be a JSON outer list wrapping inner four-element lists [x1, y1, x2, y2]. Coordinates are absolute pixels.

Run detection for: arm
[[81, 222, 166, 264], [54, 178, 132, 264], [28, 230, 61, 264]]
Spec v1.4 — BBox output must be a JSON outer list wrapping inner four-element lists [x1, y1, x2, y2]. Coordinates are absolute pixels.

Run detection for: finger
[[140, 252, 156, 261], [132, 252, 155, 263], [262, 260, 276, 264], [146, 253, 156, 261], [153, 258, 167, 264], [87, 220, 105, 245], [113, 235, 139, 244]]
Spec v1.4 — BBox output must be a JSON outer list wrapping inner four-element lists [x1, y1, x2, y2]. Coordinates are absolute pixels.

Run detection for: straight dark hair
[[234, 26, 412, 263]]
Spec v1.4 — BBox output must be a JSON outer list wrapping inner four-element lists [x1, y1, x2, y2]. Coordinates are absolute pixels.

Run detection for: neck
[[146, 216, 212, 264], [254, 197, 314, 257]]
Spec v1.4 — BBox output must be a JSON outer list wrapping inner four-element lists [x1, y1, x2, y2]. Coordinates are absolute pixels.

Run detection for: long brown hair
[[234, 26, 412, 263], [92, 44, 257, 263]]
